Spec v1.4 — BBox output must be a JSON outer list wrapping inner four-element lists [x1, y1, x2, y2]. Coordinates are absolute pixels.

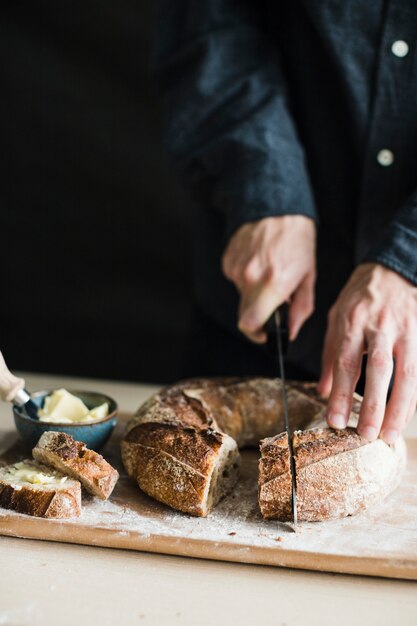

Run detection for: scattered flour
[[1, 432, 417, 576]]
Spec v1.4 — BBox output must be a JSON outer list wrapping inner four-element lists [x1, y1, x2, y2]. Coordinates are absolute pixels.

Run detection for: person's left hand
[[317, 262, 417, 444]]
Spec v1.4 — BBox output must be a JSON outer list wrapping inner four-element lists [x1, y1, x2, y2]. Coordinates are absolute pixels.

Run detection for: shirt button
[[377, 149, 394, 166], [391, 40, 409, 57]]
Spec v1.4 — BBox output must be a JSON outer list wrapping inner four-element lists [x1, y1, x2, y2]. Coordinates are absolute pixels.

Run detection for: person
[[153, 1, 417, 445]]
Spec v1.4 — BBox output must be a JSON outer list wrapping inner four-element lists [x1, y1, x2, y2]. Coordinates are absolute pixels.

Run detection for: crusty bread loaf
[[121, 378, 407, 521], [259, 427, 406, 521], [121, 378, 322, 516], [33, 431, 119, 500], [0, 459, 81, 518]]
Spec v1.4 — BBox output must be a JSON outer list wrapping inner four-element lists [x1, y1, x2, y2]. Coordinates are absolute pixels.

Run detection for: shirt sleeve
[[361, 190, 417, 286], [153, 0, 317, 240]]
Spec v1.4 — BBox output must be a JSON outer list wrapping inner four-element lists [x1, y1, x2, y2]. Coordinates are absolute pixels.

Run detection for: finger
[[242, 257, 265, 285], [357, 334, 394, 442], [326, 332, 364, 429], [288, 271, 315, 341], [221, 242, 247, 286], [223, 250, 267, 293], [317, 309, 338, 397], [238, 274, 287, 336], [380, 336, 417, 444], [241, 329, 268, 344], [238, 287, 269, 344], [406, 385, 417, 426]]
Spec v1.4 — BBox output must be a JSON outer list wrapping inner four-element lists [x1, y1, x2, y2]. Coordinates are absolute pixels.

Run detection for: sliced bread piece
[[0, 459, 81, 518], [258, 427, 407, 521], [33, 431, 119, 500]]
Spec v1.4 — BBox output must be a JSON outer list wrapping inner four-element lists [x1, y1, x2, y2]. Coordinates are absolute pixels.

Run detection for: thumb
[[238, 279, 287, 338]]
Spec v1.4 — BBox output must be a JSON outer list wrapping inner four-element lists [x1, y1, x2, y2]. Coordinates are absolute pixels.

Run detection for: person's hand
[[221, 215, 316, 343], [317, 263, 417, 444]]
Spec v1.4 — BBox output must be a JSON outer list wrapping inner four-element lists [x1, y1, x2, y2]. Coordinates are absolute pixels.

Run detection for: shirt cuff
[[360, 222, 417, 286], [203, 156, 319, 241]]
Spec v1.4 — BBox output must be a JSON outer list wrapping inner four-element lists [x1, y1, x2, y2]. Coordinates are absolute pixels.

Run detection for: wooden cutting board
[[1, 415, 417, 580]]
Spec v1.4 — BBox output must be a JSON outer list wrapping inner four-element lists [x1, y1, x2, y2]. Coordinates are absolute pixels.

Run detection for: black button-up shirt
[[154, 1, 417, 378]]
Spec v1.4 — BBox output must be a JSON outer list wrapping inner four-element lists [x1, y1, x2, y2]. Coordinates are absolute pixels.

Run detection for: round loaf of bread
[[121, 378, 406, 521]]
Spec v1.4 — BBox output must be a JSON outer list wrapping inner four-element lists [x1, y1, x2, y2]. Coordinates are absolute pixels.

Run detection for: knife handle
[[0, 350, 26, 403], [265, 303, 289, 356]]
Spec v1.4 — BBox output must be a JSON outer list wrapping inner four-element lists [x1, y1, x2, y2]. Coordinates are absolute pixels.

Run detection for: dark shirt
[[154, 1, 417, 378]]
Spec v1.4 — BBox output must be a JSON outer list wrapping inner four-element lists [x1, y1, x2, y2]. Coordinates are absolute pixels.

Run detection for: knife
[[267, 305, 298, 530]]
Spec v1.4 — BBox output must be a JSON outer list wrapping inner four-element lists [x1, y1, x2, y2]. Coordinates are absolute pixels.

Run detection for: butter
[[38, 389, 109, 424], [7, 461, 67, 485]]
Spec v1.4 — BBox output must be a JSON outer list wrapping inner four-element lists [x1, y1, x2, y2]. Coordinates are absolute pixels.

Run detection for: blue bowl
[[13, 389, 118, 452]]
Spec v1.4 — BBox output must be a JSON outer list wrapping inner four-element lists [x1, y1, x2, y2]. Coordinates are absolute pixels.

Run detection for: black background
[[0, 1, 196, 383]]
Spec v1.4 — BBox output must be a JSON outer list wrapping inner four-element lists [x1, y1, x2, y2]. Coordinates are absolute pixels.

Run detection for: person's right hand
[[221, 215, 316, 343]]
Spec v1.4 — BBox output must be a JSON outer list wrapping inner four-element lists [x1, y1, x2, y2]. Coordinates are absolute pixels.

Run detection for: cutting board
[[1, 415, 417, 580]]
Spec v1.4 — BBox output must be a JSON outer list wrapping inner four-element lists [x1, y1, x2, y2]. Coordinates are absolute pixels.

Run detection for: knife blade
[[269, 305, 298, 529]]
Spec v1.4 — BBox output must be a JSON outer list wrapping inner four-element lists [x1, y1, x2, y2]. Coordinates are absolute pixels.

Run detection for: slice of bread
[[33, 431, 119, 500], [0, 459, 81, 518]]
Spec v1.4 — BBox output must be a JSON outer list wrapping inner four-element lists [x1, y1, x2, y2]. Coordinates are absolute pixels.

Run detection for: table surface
[[1, 372, 416, 626]]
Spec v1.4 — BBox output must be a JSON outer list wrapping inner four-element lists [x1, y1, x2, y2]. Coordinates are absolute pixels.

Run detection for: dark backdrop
[[0, 1, 196, 383]]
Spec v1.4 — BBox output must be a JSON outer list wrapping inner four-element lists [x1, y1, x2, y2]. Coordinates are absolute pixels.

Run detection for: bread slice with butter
[[33, 431, 119, 500], [0, 459, 81, 518]]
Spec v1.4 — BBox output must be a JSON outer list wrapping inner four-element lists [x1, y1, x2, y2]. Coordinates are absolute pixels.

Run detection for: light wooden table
[[0, 372, 416, 626]]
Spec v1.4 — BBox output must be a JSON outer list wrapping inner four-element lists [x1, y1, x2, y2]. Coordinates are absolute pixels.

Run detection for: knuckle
[[331, 390, 352, 406], [368, 348, 392, 370], [399, 362, 417, 381], [385, 406, 403, 426], [402, 317, 417, 333], [242, 261, 258, 285], [364, 399, 382, 417], [336, 354, 359, 375]]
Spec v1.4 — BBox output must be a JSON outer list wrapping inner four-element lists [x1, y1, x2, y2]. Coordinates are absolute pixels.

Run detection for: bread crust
[[258, 427, 406, 521], [0, 460, 81, 518], [258, 433, 292, 520], [33, 432, 119, 500], [121, 378, 407, 521], [122, 409, 237, 516]]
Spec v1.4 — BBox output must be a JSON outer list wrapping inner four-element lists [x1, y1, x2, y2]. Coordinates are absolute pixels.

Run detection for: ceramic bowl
[[13, 389, 118, 452]]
